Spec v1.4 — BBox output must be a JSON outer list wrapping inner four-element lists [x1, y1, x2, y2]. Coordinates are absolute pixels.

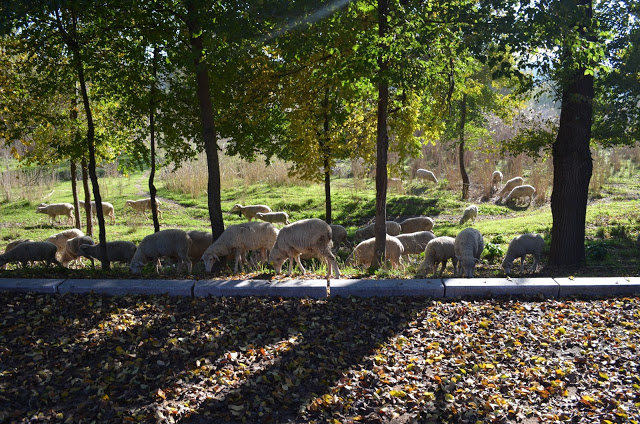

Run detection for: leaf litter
[[0, 293, 639, 423]]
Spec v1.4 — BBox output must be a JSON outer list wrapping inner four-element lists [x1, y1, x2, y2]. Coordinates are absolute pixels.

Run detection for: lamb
[[201, 221, 279, 273], [491, 170, 503, 192], [416, 236, 458, 277], [254, 211, 291, 225], [36, 203, 75, 226], [77, 241, 137, 265], [186, 230, 213, 262], [330, 224, 348, 247], [504, 185, 536, 206], [501, 233, 545, 275], [229, 204, 272, 222], [60, 235, 94, 267], [130, 229, 192, 274], [1, 239, 34, 269], [0, 241, 59, 268], [497, 176, 525, 199], [388, 177, 403, 192], [269, 218, 340, 279], [454, 227, 485, 278], [395, 231, 436, 258], [354, 221, 402, 240], [78, 200, 116, 224], [416, 168, 438, 183], [46, 228, 84, 255], [459, 205, 478, 225], [400, 216, 434, 233], [345, 235, 404, 269], [125, 198, 163, 219]]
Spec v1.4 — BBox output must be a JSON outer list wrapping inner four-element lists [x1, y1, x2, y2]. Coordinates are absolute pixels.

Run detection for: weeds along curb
[[1, 277, 640, 299]]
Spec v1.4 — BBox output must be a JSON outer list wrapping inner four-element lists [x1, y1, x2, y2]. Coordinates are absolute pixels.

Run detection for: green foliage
[[482, 242, 505, 264]]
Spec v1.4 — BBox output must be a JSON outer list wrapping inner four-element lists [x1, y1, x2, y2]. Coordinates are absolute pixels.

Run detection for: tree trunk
[[549, 76, 594, 266], [186, 5, 224, 244], [149, 47, 160, 233], [81, 157, 92, 236], [70, 160, 81, 230], [458, 93, 469, 200], [321, 90, 332, 224], [371, 0, 390, 271]]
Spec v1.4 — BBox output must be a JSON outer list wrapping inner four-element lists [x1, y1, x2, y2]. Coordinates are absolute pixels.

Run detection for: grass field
[[1, 159, 640, 279]]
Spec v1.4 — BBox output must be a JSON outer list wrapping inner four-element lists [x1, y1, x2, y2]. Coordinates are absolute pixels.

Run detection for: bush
[[483, 242, 505, 264]]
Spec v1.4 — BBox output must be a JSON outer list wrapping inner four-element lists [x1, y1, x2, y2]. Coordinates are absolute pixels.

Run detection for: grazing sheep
[[1, 239, 34, 269], [400, 216, 434, 233], [78, 200, 116, 224], [354, 221, 402, 240], [254, 211, 291, 225], [455, 228, 485, 278], [501, 233, 545, 275], [130, 229, 192, 274], [46, 228, 84, 256], [497, 176, 525, 199], [78, 241, 137, 265], [388, 177, 403, 192], [269, 218, 340, 279], [345, 235, 404, 269], [416, 168, 438, 183], [0, 241, 59, 268], [229, 204, 272, 222], [330, 224, 348, 248], [395, 231, 437, 258], [60, 235, 94, 267], [491, 170, 503, 192], [459, 205, 478, 225], [125, 198, 163, 219], [416, 236, 458, 277], [504, 185, 536, 206], [186, 230, 213, 262], [36, 203, 75, 226], [202, 222, 279, 273]]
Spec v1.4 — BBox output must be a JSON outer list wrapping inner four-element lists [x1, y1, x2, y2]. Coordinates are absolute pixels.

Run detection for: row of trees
[[1, 0, 639, 270]]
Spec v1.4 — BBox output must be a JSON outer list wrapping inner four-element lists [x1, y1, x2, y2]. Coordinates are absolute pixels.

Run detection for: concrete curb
[[0, 277, 639, 299]]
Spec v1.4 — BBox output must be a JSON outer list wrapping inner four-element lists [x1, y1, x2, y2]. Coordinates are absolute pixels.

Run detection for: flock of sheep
[[0, 171, 545, 278]]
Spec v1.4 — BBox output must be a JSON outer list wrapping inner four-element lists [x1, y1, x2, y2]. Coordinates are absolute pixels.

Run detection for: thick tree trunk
[[458, 94, 469, 200], [70, 160, 81, 230], [149, 47, 160, 233], [549, 72, 594, 266], [372, 0, 390, 271], [186, 6, 224, 244], [81, 157, 92, 236]]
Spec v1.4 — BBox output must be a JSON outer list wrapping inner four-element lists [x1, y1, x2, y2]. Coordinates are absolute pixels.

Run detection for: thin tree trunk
[[81, 157, 92, 236], [458, 93, 469, 200], [149, 47, 160, 233], [321, 90, 332, 224], [70, 160, 81, 230], [372, 0, 390, 271]]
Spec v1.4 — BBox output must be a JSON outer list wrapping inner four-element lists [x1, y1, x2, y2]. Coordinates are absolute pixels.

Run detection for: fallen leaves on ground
[[1, 293, 639, 423]]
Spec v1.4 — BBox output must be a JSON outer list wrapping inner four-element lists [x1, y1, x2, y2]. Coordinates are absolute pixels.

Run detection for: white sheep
[[0, 241, 59, 268], [330, 224, 348, 248], [354, 221, 402, 240], [1, 239, 34, 269], [497, 176, 525, 199], [416, 168, 438, 183], [416, 236, 458, 277], [229, 204, 272, 221], [455, 227, 485, 278], [254, 211, 291, 225], [459, 205, 478, 225], [504, 185, 536, 206], [46, 228, 84, 256], [345, 235, 404, 269], [78, 241, 137, 265], [130, 229, 192, 274], [501, 233, 545, 275], [201, 221, 279, 273], [186, 230, 213, 262], [125, 198, 163, 219], [400, 216, 434, 233], [36, 203, 75, 226], [395, 231, 436, 258], [60, 235, 94, 267], [388, 177, 403, 192], [269, 218, 340, 279], [491, 170, 503, 192], [78, 200, 116, 224]]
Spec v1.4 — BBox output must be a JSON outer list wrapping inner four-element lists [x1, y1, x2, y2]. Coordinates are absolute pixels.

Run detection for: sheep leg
[[294, 254, 306, 275], [530, 254, 540, 272], [520, 256, 526, 273], [233, 250, 243, 274]]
